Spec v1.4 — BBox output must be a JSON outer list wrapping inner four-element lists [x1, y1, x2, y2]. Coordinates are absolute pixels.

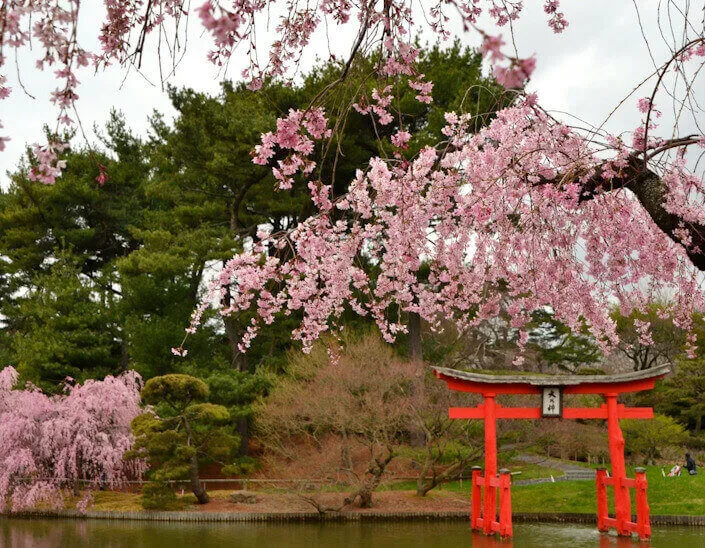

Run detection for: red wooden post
[[498, 468, 513, 538], [482, 393, 498, 535], [595, 468, 608, 532], [471, 465, 482, 530], [635, 467, 651, 540], [605, 393, 631, 536]]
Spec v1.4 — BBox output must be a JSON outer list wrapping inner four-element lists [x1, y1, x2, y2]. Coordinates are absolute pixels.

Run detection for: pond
[[1, 519, 704, 547]]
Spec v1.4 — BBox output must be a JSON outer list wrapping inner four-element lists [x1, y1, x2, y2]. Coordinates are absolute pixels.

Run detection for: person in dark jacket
[[685, 453, 697, 475]]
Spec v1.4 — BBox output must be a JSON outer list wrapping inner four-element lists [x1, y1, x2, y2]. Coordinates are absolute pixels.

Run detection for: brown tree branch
[[543, 153, 705, 272]]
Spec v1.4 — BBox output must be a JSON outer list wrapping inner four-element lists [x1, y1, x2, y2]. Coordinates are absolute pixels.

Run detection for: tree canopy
[[1, 1, 704, 365]]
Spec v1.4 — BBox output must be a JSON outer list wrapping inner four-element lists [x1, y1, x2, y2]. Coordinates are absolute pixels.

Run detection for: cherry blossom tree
[[2, 1, 705, 358], [0, 366, 145, 512]]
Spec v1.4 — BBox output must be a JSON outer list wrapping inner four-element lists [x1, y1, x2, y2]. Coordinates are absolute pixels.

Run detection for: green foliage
[[527, 310, 602, 373], [660, 357, 705, 433], [623, 413, 688, 463], [141, 374, 210, 408], [612, 304, 686, 371], [0, 114, 146, 389], [222, 456, 258, 477], [131, 374, 238, 509], [0, 44, 507, 389], [10, 252, 121, 391], [140, 481, 179, 510]]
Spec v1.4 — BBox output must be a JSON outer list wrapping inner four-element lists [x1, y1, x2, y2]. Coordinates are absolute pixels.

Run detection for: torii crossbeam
[[434, 365, 671, 541]]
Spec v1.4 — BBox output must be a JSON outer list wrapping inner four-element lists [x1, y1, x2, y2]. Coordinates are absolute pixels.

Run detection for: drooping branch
[[576, 154, 705, 272]]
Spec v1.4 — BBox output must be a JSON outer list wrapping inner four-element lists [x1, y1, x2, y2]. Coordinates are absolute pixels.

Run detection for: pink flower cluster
[[0, 368, 146, 512], [353, 86, 395, 125], [0, 0, 567, 183], [409, 76, 434, 104], [0, 76, 9, 151], [0, 0, 575, 183], [493, 56, 537, 89], [190, 102, 705, 357], [544, 0, 568, 33], [661, 160, 705, 226], [29, 141, 68, 185], [479, 33, 537, 89], [253, 108, 331, 189]]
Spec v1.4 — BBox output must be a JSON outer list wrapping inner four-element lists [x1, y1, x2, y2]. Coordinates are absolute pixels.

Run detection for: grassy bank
[[435, 464, 705, 515], [513, 466, 705, 515], [81, 464, 705, 516]]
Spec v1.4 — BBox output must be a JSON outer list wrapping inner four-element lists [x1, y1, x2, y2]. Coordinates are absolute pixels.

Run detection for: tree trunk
[[407, 312, 426, 447], [237, 416, 250, 457], [416, 445, 470, 497], [221, 261, 248, 373], [119, 337, 130, 372], [408, 311, 423, 362], [340, 429, 353, 470], [416, 445, 437, 497], [347, 450, 394, 508], [189, 451, 209, 504], [184, 419, 209, 504], [354, 471, 384, 508], [223, 312, 247, 372]]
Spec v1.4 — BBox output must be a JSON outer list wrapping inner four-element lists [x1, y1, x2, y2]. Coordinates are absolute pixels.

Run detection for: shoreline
[[3, 510, 705, 527]]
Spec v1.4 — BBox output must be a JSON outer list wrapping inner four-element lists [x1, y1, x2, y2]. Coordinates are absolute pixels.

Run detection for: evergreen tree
[[131, 374, 237, 507], [10, 253, 121, 390]]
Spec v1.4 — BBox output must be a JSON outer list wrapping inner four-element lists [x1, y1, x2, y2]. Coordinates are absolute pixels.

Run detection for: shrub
[[141, 482, 179, 510], [623, 413, 688, 464]]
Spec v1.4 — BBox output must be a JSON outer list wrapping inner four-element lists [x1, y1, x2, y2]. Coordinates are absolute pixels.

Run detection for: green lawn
[[512, 466, 705, 515], [396, 464, 705, 516]]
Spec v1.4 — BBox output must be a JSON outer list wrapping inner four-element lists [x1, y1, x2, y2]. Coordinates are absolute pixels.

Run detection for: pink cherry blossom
[[0, 367, 145, 512], [2, 1, 705, 365], [185, 101, 705, 360]]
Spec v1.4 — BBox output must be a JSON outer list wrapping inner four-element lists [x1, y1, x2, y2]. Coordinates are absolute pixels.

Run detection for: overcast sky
[[1, 0, 702, 186]]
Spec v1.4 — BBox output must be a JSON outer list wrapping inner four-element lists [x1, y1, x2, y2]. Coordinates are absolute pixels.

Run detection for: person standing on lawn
[[685, 453, 697, 476]]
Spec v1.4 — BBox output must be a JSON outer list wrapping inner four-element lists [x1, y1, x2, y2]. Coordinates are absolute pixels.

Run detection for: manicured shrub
[[140, 482, 179, 510]]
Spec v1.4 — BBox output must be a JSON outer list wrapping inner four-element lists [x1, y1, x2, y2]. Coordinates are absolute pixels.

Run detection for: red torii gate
[[434, 365, 671, 541]]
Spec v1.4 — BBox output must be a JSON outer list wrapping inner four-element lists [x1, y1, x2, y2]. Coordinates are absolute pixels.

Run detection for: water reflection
[[0, 519, 703, 547], [470, 531, 513, 546], [468, 528, 641, 547], [599, 535, 649, 547]]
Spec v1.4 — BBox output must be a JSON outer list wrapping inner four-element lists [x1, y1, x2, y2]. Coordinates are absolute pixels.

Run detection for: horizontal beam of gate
[[449, 404, 653, 420], [443, 378, 660, 395]]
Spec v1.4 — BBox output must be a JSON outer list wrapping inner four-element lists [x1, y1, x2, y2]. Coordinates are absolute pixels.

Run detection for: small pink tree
[[0, 367, 146, 512]]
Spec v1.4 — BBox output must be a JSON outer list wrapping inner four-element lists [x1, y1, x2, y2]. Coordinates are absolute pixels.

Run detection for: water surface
[[1, 519, 704, 547]]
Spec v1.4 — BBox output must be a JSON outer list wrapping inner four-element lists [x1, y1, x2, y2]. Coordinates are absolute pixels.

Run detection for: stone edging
[[515, 513, 705, 527], [3, 510, 705, 527]]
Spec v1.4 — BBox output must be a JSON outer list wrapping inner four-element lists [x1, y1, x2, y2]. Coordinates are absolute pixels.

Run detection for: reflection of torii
[[434, 365, 671, 541]]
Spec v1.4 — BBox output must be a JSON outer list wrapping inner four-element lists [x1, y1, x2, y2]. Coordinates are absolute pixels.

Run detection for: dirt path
[[195, 489, 471, 514]]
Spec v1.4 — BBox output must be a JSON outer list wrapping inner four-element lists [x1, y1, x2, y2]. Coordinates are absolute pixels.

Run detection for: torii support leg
[[483, 393, 497, 535], [606, 393, 632, 536]]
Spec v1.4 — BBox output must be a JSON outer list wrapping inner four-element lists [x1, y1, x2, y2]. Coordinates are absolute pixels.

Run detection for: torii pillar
[[434, 365, 670, 541]]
